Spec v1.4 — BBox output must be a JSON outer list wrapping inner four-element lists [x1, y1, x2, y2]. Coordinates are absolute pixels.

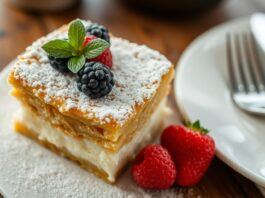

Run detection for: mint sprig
[[42, 19, 110, 73]]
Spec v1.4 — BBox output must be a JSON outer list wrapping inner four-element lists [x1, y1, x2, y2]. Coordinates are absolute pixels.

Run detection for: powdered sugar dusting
[[11, 21, 172, 125], [1, 66, 190, 198]]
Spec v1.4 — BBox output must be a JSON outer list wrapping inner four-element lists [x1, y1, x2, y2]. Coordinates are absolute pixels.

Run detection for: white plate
[[0, 63, 180, 198], [175, 16, 265, 187]]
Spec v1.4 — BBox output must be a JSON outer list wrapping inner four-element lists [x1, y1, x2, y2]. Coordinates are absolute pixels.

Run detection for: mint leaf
[[83, 38, 110, 59], [42, 39, 74, 58], [68, 19, 86, 51], [67, 55, 85, 73]]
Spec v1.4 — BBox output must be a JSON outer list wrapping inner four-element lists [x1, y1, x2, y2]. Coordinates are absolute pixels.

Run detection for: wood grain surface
[[0, 0, 264, 197]]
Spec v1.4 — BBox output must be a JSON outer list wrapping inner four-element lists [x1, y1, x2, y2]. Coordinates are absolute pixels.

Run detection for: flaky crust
[[8, 22, 174, 130], [9, 67, 174, 151]]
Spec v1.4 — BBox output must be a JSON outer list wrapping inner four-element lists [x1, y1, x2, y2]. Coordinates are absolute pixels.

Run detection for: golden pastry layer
[[14, 99, 167, 183], [9, 67, 173, 151]]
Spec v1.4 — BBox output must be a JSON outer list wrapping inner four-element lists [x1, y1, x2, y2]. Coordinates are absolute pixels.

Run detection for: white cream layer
[[15, 100, 166, 182]]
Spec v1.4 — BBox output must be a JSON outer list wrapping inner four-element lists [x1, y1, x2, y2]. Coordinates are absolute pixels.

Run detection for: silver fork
[[226, 32, 265, 115]]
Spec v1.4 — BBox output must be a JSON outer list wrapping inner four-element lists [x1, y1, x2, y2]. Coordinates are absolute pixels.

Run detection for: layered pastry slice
[[8, 20, 174, 183]]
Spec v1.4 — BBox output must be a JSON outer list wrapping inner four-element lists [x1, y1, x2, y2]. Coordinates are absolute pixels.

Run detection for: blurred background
[[0, 0, 264, 70]]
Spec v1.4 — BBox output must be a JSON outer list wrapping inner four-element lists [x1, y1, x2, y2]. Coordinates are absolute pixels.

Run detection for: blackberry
[[48, 55, 70, 73], [86, 23, 110, 43], [77, 62, 115, 99]]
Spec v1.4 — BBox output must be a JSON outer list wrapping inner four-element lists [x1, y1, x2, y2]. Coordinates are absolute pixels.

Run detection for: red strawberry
[[161, 121, 215, 187], [131, 144, 176, 190], [83, 35, 96, 46], [83, 36, 113, 68]]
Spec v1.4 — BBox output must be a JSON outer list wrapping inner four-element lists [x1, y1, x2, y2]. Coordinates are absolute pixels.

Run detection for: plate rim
[[174, 16, 265, 187]]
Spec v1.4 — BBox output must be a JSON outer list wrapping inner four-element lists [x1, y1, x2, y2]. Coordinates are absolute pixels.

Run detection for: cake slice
[[8, 20, 174, 183]]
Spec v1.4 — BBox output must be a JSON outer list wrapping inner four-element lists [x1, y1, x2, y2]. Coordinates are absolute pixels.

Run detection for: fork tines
[[226, 32, 265, 93]]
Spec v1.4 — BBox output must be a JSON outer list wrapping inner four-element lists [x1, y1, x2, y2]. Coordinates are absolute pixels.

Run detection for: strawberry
[[83, 35, 97, 46], [131, 144, 176, 190], [161, 121, 215, 187], [83, 36, 113, 68]]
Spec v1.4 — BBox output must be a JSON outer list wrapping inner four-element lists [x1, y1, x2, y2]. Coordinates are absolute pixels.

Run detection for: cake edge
[[13, 102, 168, 183]]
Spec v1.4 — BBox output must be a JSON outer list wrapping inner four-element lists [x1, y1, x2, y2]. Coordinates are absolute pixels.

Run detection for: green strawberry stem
[[184, 120, 209, 135]]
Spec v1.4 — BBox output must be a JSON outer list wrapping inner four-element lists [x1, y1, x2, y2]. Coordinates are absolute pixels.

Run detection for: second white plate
[[175, 16, 265, 187]]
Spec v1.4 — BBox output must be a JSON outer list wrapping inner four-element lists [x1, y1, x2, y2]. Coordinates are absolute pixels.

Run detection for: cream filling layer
[[15, 100, 167, 182]]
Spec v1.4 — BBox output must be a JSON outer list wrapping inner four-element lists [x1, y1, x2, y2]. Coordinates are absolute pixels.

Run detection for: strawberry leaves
[[185, 120, 209, 135], [41, 19, 110, 73]]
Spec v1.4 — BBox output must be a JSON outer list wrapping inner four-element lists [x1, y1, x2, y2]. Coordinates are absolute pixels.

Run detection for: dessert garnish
[[41, 19, 115, 98], [83, 35, 113, 68], [42, 19, 109, 73], [86, 23, 110, 43], [131, 121, 215, 189], [161, 121, 215, 187], [131, 144, 176, 190], [77, 62, 115, 99]]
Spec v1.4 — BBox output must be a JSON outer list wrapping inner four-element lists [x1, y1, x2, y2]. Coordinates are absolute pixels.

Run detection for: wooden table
[[0, 0, 264, 197]]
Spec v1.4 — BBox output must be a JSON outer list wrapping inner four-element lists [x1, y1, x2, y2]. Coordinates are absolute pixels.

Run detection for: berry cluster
[[131, 121, 215, 190], [45, 21, 114, 99]]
